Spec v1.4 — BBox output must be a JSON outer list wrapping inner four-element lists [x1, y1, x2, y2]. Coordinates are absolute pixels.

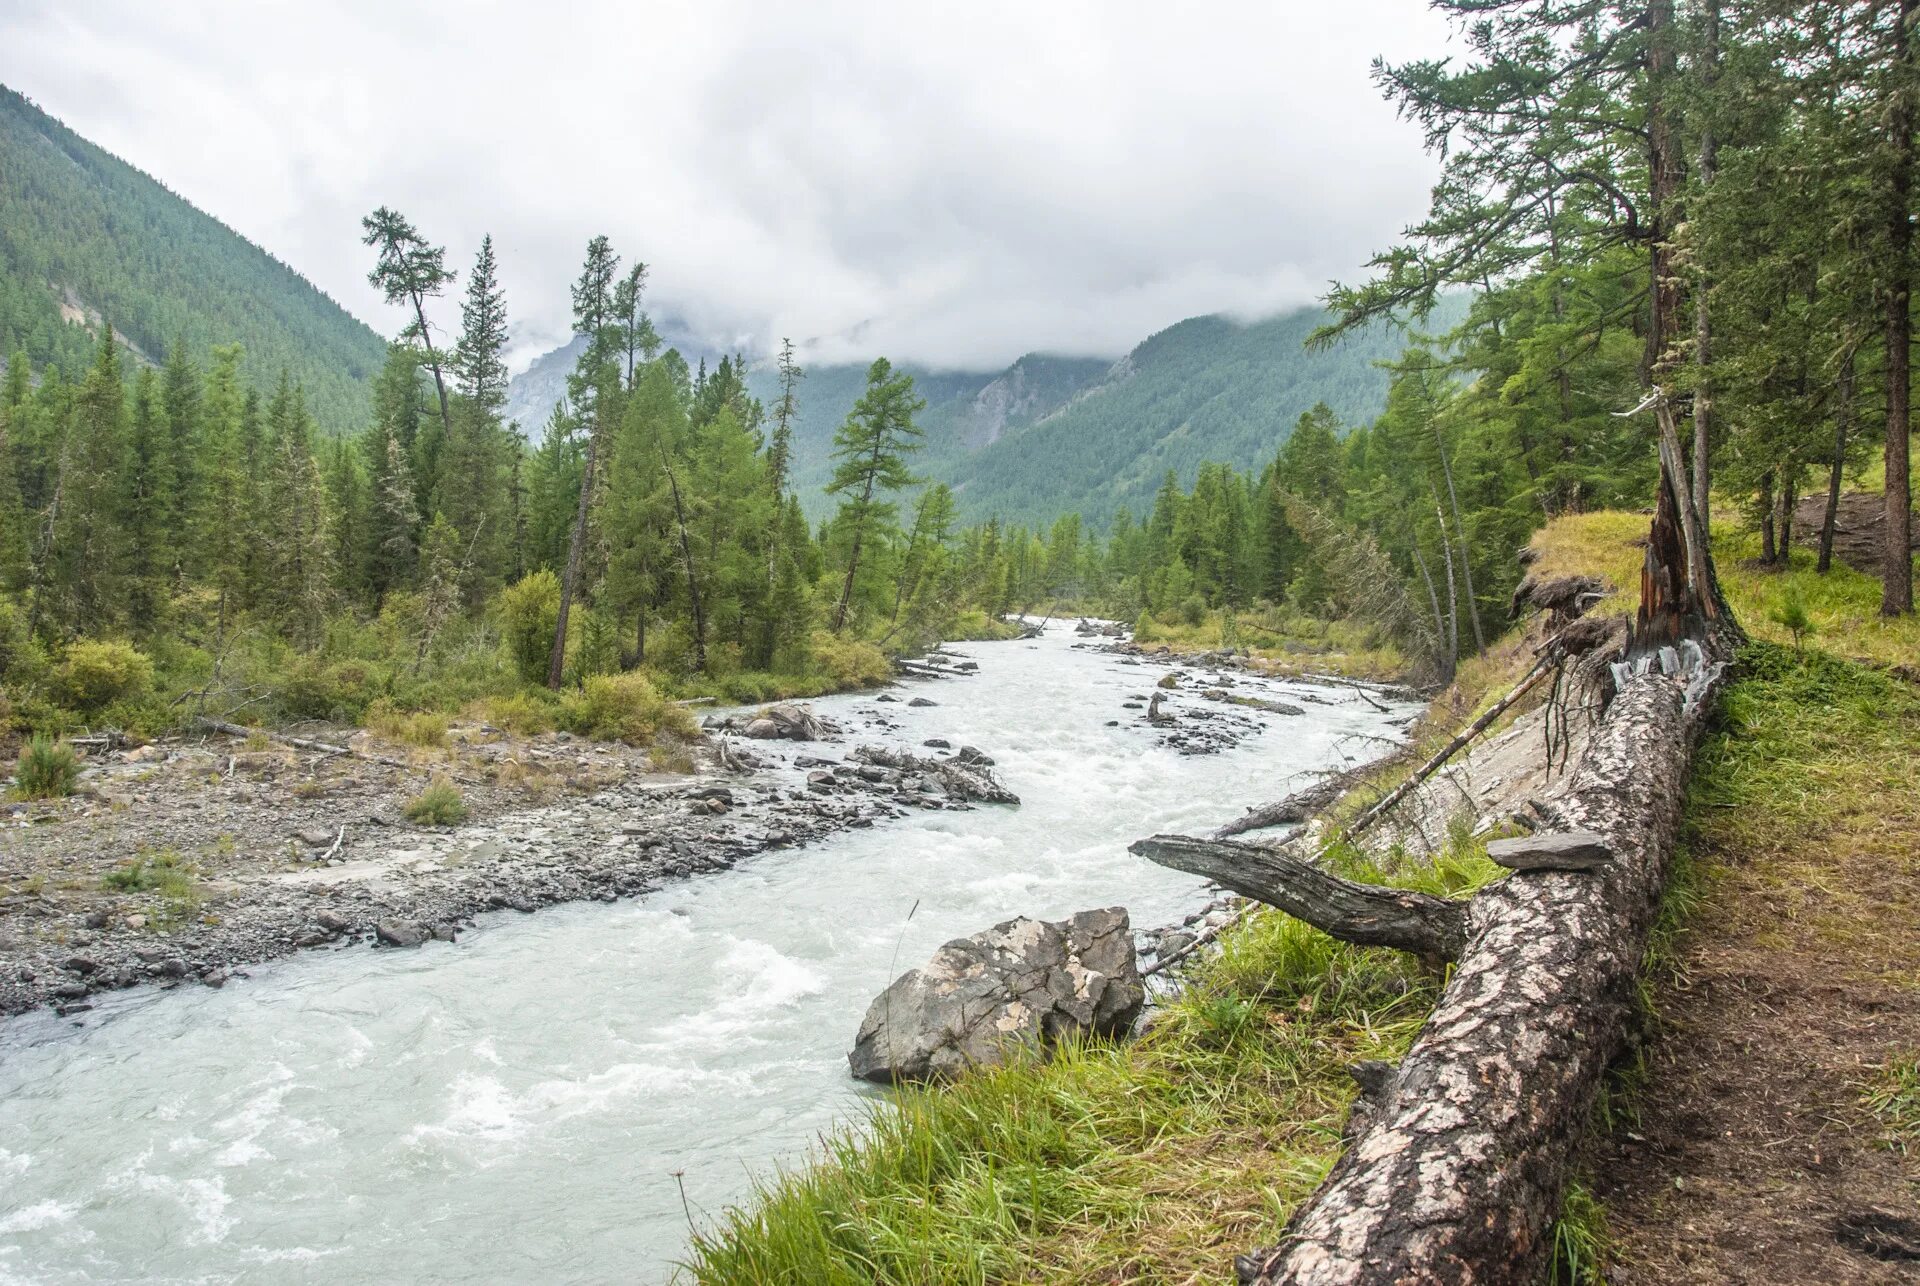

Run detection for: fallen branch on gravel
[[193, 718, 418, 774], [1130, 835, 1467, 961]]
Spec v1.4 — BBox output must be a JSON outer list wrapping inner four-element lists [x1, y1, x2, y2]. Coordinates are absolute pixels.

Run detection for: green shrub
[[560, 672, 699, 745], [279, 656, 384, 722], [498, 571, 561, 684], [365, 700, 449, 748], [59, 639, 155, 712], [807, 632, 892, 689], [404, 779, 468, 826], [482, 690, 559, 736], [13, 735, 80, 800]]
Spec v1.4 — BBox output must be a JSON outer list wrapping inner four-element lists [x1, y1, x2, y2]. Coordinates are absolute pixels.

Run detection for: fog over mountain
[[0, 1, 1453, 373]]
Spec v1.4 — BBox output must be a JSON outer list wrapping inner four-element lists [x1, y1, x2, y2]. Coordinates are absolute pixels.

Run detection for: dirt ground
[[1592, 660, 1920, 1283]]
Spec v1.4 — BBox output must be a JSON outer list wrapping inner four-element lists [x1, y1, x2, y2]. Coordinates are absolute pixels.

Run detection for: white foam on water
[[0, 1202, 75, 1236], [0, 623, 1422, 1284]]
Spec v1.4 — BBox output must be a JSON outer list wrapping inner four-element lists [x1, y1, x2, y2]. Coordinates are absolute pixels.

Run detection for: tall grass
[[684, 870, 1459, 1281]]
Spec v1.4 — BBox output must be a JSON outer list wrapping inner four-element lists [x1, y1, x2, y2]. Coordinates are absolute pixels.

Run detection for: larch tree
[[827, 358, 925, 633], [361, 206, 456, 444]]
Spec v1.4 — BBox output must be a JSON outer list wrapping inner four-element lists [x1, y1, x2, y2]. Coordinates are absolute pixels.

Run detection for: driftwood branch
[[1337, 649, 1559, 844], [193, 718, 420, 775], [1129, 835, 1467, 961]]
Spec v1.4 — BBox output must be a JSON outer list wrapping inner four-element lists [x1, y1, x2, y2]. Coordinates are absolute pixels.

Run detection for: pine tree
[[32, 328, 129, 639], [827, 358, 925, 632], [124, 366, 173, 625], [362, 207, 456, 444], [259, 373, 332, 643]]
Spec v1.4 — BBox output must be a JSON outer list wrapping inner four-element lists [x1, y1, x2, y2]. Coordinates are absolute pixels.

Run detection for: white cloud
[[1, 0, 1456, 371]]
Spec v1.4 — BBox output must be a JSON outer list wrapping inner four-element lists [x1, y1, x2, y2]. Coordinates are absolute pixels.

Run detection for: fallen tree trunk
[[193, 718, 415, 773], [1233, 653, 1729, 1283], [1131, 835, 1467, 961]]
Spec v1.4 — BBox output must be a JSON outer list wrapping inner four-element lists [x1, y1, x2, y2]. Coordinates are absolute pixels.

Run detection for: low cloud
[[3, 0, 1454, 371]]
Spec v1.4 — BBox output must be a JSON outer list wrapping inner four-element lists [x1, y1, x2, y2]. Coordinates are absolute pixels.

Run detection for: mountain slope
[[939, 308, 1429, 527], [715, 305, 1437, 528], [0, 85, 388, 431]]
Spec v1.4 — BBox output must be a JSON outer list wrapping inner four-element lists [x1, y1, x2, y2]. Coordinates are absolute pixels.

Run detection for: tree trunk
[[411, 292, 454, 442], [1887, 0, 1917, 615], [1692, 0, 1720, 533], [1407, 531, 1449, 681], [547, 427, 600, 689], [1234, 657, 1726, 1284], [1818, 354, 1854, 574], [1773, 470, 1797, 570], [1431, 422, 1487, 652], [1431, 493, 1460, 666], [661, 448, 708, 673], [1759, 469, 1777, 564]]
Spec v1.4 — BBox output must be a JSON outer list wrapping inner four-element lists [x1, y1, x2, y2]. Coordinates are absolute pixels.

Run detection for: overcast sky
[[2, 1, 1457, 373]]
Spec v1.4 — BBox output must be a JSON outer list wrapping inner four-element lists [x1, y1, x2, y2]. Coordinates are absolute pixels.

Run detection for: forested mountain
[[0, 85, 386, 432], [508, 304, 1433, 530]]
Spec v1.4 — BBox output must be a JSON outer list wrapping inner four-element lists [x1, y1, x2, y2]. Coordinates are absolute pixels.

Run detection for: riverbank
[[0, 618, 1422, 1283], [0, 660, 1019, 1020]]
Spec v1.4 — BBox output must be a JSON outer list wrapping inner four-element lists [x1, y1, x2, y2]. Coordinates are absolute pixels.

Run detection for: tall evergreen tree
[[826, 358, 925, 632], [362, 206, 456, 444]]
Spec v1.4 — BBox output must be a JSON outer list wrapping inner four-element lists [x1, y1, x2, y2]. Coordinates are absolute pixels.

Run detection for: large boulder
[[848, 907, 1144, 1085]]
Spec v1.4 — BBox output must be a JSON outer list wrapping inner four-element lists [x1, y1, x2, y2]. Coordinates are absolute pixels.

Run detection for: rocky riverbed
[[0, 683, 1018, 1021]]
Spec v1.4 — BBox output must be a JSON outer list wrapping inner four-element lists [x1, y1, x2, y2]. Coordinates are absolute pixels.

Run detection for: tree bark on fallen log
[[1130, 835, 1467, 961], [1233, 657, 1728, 1283], [193, 717, 414, 772]]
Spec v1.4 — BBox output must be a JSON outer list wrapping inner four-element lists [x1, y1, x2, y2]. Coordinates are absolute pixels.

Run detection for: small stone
[[295, 827, 336, 848], [53, 981, 88, 999], [374, 920, 427, 948], [908, 697, 937, 708], [314, 910, 352, 934], [83, 910, 108, 929], [922, 738, 951, 749], [62, 955, 101, 976], [124, 914, 147, 930], [201, 968, 228, 989]]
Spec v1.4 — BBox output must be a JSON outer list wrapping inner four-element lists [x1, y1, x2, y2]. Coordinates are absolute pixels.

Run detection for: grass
[[1525, 509, 1920, 672], [403, 779, 468, 826], [1863, 1053, 1920, 1155], [1133, 606, 1408, 681], [682, 832, 1510, 1283], [12, 734, 79, 800], [100, 849, 204, 929]]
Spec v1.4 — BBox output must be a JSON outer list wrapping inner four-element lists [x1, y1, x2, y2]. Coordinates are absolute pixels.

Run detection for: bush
[[560, 672, 699, 745], [59, 639, 155, 712], [404, 779, 468, 826], [498, 571, 561, 684], [13, 735, 80, 799], [279, 656, 384, 722], [365, 700, 449, 748], [482, 690, 559, 736], [807, 632, 892, 690], [101, 849, 197, 896]]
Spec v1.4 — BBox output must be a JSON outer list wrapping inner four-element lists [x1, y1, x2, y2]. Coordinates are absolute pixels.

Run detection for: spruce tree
[[362, 207, 456, 444]]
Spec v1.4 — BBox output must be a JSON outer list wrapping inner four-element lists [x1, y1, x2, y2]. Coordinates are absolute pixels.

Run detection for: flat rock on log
[[848, 907, 1143, 1084], [1485, 830, 1613, 871]]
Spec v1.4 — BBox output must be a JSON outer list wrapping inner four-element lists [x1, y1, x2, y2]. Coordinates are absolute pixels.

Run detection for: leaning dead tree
[[1135, 448, 1740, 1283]]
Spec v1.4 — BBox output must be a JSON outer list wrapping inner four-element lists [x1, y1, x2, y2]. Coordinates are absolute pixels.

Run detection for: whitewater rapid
[[0, 624, 1417, 1284]]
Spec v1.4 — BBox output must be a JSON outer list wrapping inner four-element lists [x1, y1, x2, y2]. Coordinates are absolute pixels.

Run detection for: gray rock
[[294, 827, 336, 848], [374, 920, 427, 948], [1486, 830, 1614, 871], [61, 955, 100, 976], [923, 738, 951, 749], [742, 718, 782, 740], [314, 910, 352, 934], [849, 906, 1143, 1085], [908, 697, 937, 708]]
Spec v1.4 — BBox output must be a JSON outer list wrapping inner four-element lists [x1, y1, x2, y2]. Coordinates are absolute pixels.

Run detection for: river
[[0, 624, 1416, 1284]]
